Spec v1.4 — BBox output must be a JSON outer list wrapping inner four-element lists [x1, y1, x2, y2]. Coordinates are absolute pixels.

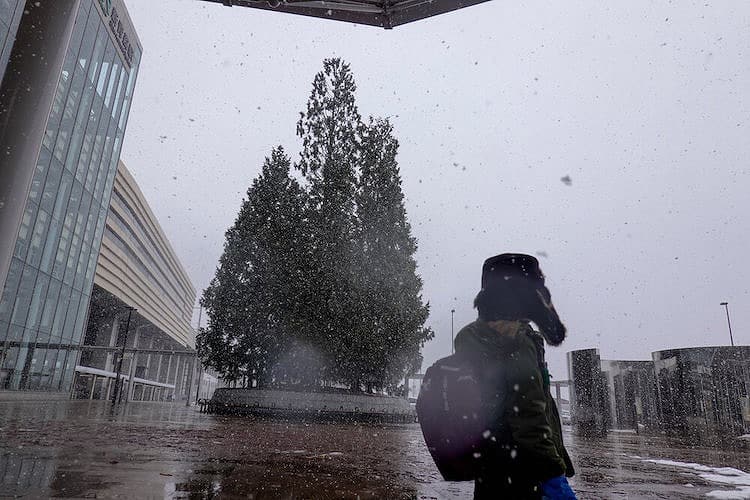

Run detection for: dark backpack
[[416, 352, 502, 481]]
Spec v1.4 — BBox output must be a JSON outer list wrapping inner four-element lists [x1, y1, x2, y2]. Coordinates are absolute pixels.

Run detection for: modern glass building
[[0, 0, 141, 395], [76, 161, 198, 402]]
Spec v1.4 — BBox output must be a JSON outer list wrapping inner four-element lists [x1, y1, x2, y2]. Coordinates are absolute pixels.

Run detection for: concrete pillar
[[104, 315, 120, 372], [169, 357, 176, 400], [125, 327, 142, 402], [125, 352, 137, 402], [154, 351, 163, 383], [178, 356, 185, 397], [568, 349, 608, 436], [145, 335, 154, 379], [185, 355, 196, 407], [0, 0, 81, 290], [174, 355, 183, 399], [164, 354, 173, 399], [194, 363, 202, 402]]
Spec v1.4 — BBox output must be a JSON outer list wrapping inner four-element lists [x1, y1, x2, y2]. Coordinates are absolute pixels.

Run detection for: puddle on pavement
[[1, 401, 748, 499]]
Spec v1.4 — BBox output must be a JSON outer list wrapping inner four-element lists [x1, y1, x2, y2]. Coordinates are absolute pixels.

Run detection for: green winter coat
[[454, 319, 574, 488]]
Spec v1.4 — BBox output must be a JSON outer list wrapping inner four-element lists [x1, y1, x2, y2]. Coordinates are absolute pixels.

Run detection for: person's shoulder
[[518, 324, 544, 350], [512, 325, 546, 364], [453, 320, 482, 351], [455, 319, 482, 338], [455, 320, 529, 357], [519, 323, 544, 345]]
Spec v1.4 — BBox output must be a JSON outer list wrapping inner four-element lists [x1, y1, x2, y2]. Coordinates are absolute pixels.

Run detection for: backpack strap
[[523, 326, 551, 387]]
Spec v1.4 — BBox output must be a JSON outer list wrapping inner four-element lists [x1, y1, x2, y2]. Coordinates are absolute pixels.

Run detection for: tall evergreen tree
[[295, 58, 364, 388], [355, 118, 433, 391], [201, 59, 432, 393], [199, 147, 307, 386]]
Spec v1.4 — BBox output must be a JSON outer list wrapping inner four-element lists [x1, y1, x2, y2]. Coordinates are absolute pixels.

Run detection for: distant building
[[75, 161, 198, 402], [653, 346, 750, 438], [0, 0, 141, 396], [568, 346, 750, 438]]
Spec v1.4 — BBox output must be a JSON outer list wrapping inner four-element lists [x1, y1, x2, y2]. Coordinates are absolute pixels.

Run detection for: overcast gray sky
[[121, 0, 750, 379]]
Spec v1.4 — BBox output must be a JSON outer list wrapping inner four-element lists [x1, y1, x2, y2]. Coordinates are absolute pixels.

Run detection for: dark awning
[[200, 0, 492, 29]]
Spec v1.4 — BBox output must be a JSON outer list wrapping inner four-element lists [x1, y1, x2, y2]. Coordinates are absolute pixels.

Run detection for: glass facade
[[0, 0, 141, 392], [0, 0, 25, 78], [569, 346, 750, 438], [654, 347, 750, 439], [75, 285, 196, 403]]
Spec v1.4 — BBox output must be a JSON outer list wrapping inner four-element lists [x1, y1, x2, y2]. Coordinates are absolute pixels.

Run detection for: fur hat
[[481, 253, 544, 289], [477, 253, 566, 345]]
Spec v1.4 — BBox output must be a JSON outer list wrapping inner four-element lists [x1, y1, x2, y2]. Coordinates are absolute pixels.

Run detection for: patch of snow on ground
[[641, 458, 750, 499], [706, 491, 750, 500]]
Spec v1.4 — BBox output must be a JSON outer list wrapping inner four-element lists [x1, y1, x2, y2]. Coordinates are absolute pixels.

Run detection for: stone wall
[[207, 388, 415, 423]]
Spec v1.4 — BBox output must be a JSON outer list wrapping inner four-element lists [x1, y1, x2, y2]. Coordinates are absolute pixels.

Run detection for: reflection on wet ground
[[1, 401, 748, 499]]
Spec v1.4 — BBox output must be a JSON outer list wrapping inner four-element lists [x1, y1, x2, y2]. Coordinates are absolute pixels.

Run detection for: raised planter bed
[[202, 388, 416, 423]]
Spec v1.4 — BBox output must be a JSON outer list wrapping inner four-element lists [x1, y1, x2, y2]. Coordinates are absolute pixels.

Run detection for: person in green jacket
[[453, 253, 576, 499]]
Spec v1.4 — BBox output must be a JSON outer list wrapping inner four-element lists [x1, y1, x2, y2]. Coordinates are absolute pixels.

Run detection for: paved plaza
[[1, 401, 749, 499]]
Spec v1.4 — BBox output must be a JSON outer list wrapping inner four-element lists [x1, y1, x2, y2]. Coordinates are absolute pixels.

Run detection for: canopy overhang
[[201, 0, 492, 29]]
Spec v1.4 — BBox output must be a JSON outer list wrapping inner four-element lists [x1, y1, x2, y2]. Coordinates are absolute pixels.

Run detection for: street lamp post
[[720, 302, 735, 347], [112, 306, 136, 403], [451, 309, 455, 354]]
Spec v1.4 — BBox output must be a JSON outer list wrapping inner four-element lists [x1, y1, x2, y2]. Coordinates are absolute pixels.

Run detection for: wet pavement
[[1, 400, 749, 499]]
